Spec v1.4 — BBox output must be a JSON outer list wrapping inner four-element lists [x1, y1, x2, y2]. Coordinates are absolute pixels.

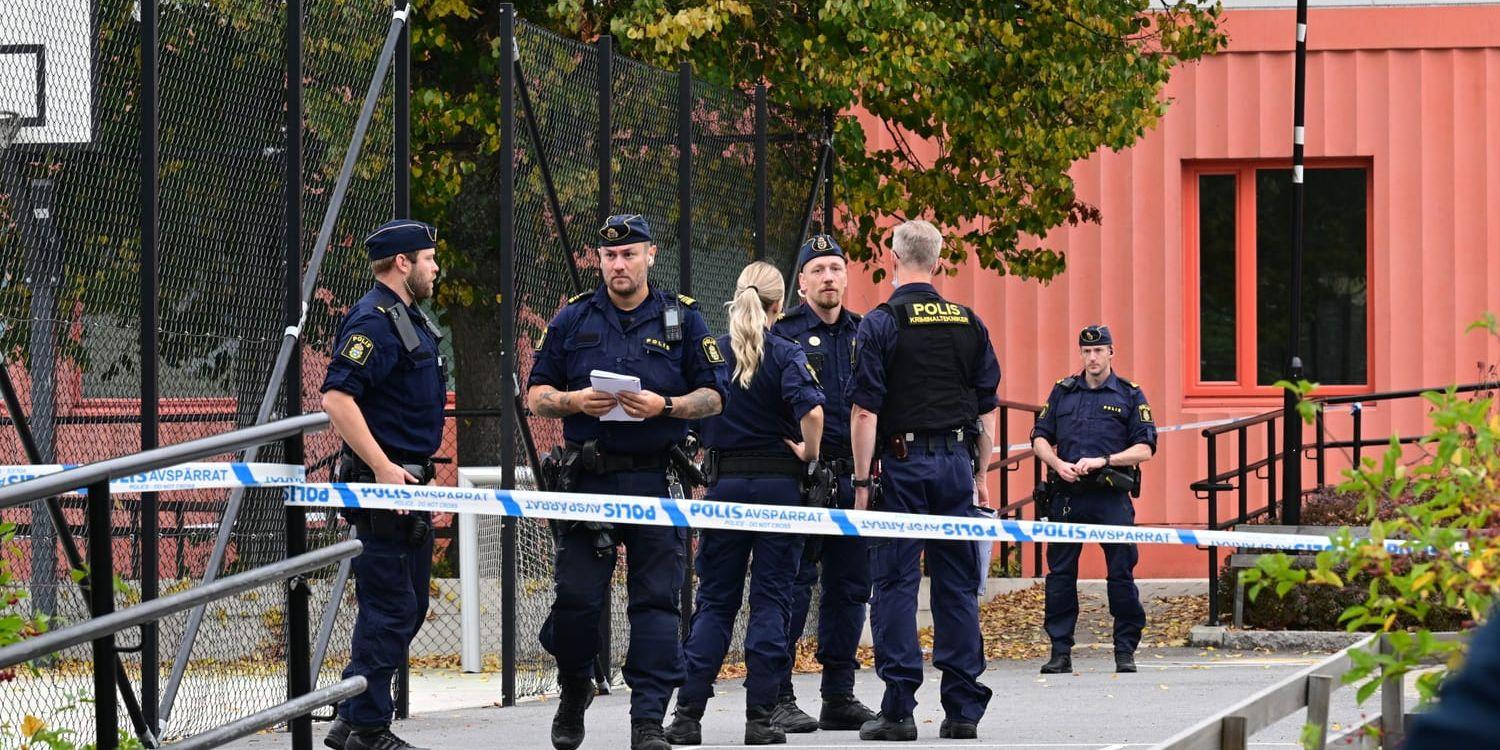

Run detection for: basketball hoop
[[0, 111, 22, 150]]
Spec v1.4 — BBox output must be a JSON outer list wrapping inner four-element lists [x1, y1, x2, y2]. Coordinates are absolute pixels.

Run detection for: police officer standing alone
[[1031, 325, 1157, 675], [848, 220, 1001, 742], [526, 214, 727, 750], [665, 261, 825, 746], [769, 234, 878, 734], [321, 220, 447, 750]]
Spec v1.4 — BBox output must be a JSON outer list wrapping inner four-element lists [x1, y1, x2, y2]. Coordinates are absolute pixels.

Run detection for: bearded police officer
[[1031, 325, 1157, 675], [526, 214, 727, 750], [768, 234, 877, 734], [848, 220, 1000, 742], [322, 220, 446, 750]]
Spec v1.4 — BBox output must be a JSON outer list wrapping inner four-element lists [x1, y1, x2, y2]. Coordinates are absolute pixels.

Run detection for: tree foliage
[[537, 0, 1227, 279]]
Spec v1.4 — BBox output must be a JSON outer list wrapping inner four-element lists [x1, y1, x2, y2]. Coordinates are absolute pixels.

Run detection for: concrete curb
[[1189, 625, 1370, 651]]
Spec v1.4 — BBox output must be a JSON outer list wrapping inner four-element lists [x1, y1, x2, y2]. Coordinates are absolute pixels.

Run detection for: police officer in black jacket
[[1031, 325, 1157, 676], [321, 220, 446, 750]]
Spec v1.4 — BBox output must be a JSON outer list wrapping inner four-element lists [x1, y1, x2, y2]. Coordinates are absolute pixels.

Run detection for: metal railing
[[1152, 632, 1460, 750], [988, 399, 1046, 577], [1190, 381, 1498, 624], [0, 412, 334, 750]]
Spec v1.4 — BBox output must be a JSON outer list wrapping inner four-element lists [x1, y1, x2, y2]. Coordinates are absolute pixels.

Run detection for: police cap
[[795, 233, 845, 272], [365, 220, 438, 260], [1079, 325, 1113, 347], [598, 214, 653, 247]]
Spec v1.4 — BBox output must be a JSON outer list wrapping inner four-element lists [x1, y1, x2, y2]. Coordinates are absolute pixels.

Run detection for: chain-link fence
[[1, 5, 828, 743], [0, 0, 397, 742]]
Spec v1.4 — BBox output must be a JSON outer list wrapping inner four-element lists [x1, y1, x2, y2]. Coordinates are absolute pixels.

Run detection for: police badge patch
[[1138, 404, 1153, 423], [702, 336, 725, 364], [340, 334, 374, 366]]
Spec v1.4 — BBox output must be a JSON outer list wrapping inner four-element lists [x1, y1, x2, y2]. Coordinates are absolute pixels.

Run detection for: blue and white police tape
[[283, 481, 1415, 554], [1, 463, 307, 494]]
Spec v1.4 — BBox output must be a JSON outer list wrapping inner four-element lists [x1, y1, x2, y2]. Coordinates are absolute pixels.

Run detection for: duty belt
[[883, 427, 967, 455], [566, 442, 668, 474], [713, 450, 805, 478]]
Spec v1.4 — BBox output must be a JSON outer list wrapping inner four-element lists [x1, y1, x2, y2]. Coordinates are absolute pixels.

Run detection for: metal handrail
[[0, 540, 361, 668], [163, 678, 366, 750], [1152, 632, 1461, 750], [0, 412, 329, 509]]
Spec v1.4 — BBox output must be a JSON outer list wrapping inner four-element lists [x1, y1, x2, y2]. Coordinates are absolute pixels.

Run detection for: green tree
[[546, 0, 1226, 279]]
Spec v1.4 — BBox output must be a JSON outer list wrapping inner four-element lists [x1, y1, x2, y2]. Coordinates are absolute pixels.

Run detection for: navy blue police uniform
[[676, 331, 824, 716], [528, 215, 727, 730], [848, 281, 1001, 728], [322, 220, 447, 735], [770, 236, 872, 711], [1030, 326, 1157, 660]]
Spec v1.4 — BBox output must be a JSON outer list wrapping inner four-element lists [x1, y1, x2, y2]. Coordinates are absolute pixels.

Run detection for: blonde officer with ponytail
[[665, 261, 826, 747]]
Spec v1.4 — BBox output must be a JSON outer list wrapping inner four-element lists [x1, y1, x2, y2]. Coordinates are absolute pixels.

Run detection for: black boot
[[664, 702, 704, 745], [346, 727, 428, 750], [818, 693, 876, 731], [550, 675, 594, 750], [858, 713, 917, 741], [631, 719, 671, 750], [1040, 652, 1073, 674], [745, 704, 787, 745], [770, 694, 818, 733], [939, 718, 979, 739], [323, 717, 353, 750], [1115, 651, 1137, 673]]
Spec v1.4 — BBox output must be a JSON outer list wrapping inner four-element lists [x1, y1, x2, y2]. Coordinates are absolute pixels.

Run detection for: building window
[[1185, 161, 1371, 397]]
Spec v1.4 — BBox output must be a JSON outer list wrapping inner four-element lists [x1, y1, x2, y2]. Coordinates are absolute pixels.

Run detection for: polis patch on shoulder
[[805, 361, 820, 384], [702, 336, 725, 364], [1138, 403, 1153, 423], [534, 328, 548, 351], [340, 334, 375, 366]]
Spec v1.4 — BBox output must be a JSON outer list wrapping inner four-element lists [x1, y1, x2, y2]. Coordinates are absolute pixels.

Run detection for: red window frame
[[1182, 158, 1375, 402]]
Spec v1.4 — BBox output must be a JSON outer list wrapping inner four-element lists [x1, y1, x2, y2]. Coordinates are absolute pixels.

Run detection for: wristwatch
[[662, 396, 675, 416], [852, 476, 873, 488]]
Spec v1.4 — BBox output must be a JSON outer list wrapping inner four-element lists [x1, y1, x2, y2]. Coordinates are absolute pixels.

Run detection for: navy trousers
[[781, 479, 870, 699], [1043, 488, 1145, 654], [339, 528, 434, 727]]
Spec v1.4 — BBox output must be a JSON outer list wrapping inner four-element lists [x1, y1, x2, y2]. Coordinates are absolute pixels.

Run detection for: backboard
[[0, 0, 93, 145]]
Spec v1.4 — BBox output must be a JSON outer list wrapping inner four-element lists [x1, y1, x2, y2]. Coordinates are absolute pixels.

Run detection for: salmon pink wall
[[847, 5, 1500, 578]]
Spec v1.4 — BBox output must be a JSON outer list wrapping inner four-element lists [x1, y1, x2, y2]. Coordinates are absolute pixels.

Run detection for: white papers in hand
[[590, 369, 643, 422]]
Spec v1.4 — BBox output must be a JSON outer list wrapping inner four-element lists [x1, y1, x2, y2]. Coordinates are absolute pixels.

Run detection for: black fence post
[[499, 3, 519, 709], [752, 83, 767, 261], [593, 32, 614, 693], [1281, 0, 1310, 526], [1206, 435, 1220, 626], [822, 109, 835, 234], [1315, 407, 1327, 487], [285, 1, 311, 747], [997, 406, 1010, 574], [392, 0, 413, 719], [90, 478, 119, 750], [1030, 453, 1042, 576], [1352, 403, 1364, 469], [1267, 418, 1278, 520], [676, 61, 695, 641], [138, 0, 162, 736], [1237, 427, 1248, 522]]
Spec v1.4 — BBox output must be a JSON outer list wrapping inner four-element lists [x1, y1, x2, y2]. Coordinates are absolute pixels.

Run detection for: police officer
[[768, 234, 877, 734], [665, 261, 825, 746], [1031, 325, 1157, 675], [848, 220, 1000, 742], [526, 214, 727, 750], [321, 220, 446, 750]]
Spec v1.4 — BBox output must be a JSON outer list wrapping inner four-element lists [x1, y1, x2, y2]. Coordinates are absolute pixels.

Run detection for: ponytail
[[726, 261, 785, 389]]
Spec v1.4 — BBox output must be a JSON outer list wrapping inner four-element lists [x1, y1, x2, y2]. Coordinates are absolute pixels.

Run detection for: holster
[[336, 451, 435, 546], [544, 441, 619, 558], [801, 460, 836, 508]]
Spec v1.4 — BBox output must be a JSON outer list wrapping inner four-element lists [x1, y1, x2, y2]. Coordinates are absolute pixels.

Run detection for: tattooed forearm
[[527, 386, 574, 418], [669, 387, 722, 419]]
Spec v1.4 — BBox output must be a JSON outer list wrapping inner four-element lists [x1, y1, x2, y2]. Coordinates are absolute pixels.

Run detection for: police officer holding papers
[[1031, 325, 1157, 675], [525, 214, 727, 750], [321, 220, 446, 750], [848, 220, 1001, 742]]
